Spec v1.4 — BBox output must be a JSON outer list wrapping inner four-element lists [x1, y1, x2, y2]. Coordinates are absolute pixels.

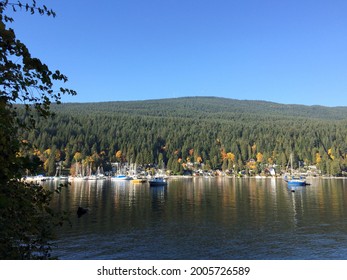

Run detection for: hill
[[21, 97, 347, 176], [52, 96, 347, 121]]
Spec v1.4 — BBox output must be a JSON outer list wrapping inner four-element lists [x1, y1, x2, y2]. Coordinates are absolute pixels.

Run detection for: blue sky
[[7, 0, 347, 106]]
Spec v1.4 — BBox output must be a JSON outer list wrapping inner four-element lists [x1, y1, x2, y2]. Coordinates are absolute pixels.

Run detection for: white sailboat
[[283, 153, 306, 186], [96, 166, 106, 180], [54, 162, 68, 181], [111, 165, 131, 180]]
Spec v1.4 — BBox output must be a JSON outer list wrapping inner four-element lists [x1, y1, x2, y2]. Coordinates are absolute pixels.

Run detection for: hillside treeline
[[19, 97, 347, 176]]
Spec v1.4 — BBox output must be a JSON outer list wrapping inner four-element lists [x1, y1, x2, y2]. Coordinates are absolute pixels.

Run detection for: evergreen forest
[[19, 97, 347, 176]]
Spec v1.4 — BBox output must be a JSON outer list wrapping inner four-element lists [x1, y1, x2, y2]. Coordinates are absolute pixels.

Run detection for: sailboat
[[96, 166, 106, 180], [69, 162, 85, 181], [54, 162, 68, 181], [283, 153, 306, 186]]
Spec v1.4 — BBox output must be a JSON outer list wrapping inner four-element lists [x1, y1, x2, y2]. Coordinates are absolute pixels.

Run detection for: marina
[[47, 177, 347, 260]]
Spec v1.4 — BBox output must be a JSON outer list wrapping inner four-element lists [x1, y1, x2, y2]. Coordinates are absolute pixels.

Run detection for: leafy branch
[[1, 0, 56, 22], [1, 0, 77, 128]]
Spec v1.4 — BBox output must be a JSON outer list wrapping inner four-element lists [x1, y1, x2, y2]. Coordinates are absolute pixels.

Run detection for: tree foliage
[[1, 0, 76, 127], [0, 1, 75, 259], [17, 97, 347, 177]]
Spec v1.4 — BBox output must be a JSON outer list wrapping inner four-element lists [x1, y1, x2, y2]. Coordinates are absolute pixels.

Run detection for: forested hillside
[[20, 97, 347, 176]]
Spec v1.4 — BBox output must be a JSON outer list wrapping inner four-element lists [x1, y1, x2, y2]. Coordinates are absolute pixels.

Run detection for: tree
[[0, 1, 75, 259], [256, 152, 263, 163], [115, 150, 122, 161]]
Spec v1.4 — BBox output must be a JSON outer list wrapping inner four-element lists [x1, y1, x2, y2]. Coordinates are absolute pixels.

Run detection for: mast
[[291, 153, 293, 175]]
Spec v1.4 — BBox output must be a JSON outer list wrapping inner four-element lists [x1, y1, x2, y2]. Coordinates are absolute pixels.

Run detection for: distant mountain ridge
[[56, 96, 347, 121]]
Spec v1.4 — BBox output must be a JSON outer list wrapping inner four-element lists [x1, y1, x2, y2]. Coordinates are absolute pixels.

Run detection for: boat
[[131, 176, 147, 184], [128, 163, 147, 183], [283, 153, 306, 186], [111, 174, 131, 181], [284, 175, 306, 186], [96, 166, 107, 180], [87, 174, 98, 180], [149, 176, 168, 186], [53, 162, 68, 181]]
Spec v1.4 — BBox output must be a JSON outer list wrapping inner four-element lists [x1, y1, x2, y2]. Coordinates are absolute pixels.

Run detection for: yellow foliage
[[227, 152, 235, 161], [44, 148, 51, 156], [256, 152, 263, 163], [316, 152, 322, 164], [327, 149, 335, 160], [43, 159, 49, 171], [73, 152, 82, 162], [247, 160, 257, 170]]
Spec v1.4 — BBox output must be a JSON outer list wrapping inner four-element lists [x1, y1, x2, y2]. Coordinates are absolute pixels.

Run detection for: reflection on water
[[48, 177, 347, 260]]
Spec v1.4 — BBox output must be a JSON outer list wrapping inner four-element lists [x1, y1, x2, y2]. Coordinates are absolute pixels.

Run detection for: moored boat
[[283, 175, 306, 186], [131, 176, 147, 184], [149, 177, 167, 186], [111, 174, 131, 181], [283, 153, 307, 186]]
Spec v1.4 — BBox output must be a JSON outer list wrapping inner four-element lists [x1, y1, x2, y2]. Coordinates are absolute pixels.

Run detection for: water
[[47, 177, 347, 260]]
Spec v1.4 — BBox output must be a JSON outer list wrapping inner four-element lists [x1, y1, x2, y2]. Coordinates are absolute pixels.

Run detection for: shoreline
[[22, 174, 347, 183]]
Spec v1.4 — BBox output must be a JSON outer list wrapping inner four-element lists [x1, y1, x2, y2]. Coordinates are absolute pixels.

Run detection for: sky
[[6, 0, 347, 106]]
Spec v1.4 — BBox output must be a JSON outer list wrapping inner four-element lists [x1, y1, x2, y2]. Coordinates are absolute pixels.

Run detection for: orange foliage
[[221, 149, 227, 160], [196, 156, 203, 163], [116, 150, 122, 159]]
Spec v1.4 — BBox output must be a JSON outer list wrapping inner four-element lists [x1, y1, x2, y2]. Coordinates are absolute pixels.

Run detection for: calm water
[[47, 177, 347, 260]]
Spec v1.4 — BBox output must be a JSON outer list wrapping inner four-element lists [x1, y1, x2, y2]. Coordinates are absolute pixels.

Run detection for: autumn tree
[[115, 150, 122, 161], [256, 152, 263, 163]]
